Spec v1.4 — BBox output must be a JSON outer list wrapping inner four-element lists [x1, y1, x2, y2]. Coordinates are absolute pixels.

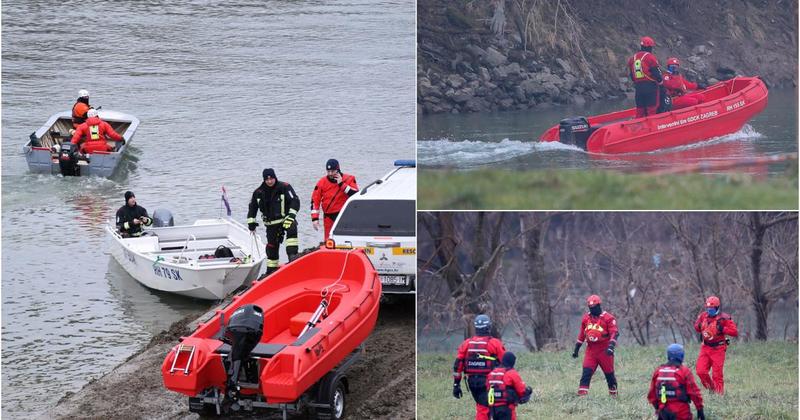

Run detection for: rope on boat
[[299, 249, 357, 337]]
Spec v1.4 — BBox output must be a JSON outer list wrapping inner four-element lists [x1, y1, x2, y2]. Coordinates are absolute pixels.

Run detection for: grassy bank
[[418, 168, 799, 210], [417, 341, 798, 419]]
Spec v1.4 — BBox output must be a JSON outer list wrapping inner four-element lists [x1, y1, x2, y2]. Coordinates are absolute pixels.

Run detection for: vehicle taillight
[[325, 239, 335, 249]]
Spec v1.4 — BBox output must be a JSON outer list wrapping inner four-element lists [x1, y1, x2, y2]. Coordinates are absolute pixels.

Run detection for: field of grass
[[418, 168, 799, 210], [417, 341, 798, 419]]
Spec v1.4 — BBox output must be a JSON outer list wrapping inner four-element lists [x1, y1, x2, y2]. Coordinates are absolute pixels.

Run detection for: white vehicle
[[107, 216, 265, 300], [328, 160, 416, 294]]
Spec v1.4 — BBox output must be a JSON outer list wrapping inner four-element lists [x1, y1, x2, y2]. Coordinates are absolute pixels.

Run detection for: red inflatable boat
[[539, 77, 768, 154], [162, 248, 381, 418]]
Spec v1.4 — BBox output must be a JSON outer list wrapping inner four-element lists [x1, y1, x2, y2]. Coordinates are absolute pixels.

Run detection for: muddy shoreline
[[46, 297, 415, 420]]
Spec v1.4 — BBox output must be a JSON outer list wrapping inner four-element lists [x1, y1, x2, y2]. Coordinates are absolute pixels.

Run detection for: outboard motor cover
[[225, 304, 264, 363], [152, 208, 175, 227], [58, 142, 79, 176], [558, 116, 593, 150]]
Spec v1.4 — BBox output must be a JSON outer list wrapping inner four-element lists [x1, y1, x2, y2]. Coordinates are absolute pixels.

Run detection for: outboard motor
[[558, 117, 595, 150], [152, 208, 175, 227], [223, 304, 264, 408], [58, 142, 80, 176]]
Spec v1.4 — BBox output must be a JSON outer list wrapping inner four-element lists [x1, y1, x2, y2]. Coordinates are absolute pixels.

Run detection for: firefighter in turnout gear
[[452, 314, 506, 420], [573, 294, 619, 396], [694, 295, 738, 395], [486, 352, 532, 420], [648, 344, 705, 420], [247, 168, 300, 274]]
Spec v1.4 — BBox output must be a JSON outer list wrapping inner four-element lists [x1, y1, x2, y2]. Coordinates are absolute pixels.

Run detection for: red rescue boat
[[539, 77, 768, 154], [162, 248, 381, 417]]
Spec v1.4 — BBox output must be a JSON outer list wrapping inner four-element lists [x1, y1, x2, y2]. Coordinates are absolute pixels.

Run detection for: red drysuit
[[486, 367, 527, 420], [71, 116, 123, 154], [454, 335, 506, 420], [663, 73, 706, 109], [576, 310, 619, 395], [628, 51, 663, 117], [647, 363, 704, 420], [693, 310, 738, 394], [310, 173, 358, 240]]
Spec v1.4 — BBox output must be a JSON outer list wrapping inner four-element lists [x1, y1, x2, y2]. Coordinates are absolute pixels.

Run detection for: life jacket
[[630, 52, 657, 83], [698, 313, 729, 345], [89, 124, 101, 140], [464, 337, 497, 375], [655, 365, 689, 406], [487, 367, 510, 406]]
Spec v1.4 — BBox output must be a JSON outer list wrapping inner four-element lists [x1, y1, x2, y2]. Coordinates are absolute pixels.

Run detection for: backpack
[[655, 365, 688, 406], [464, 337, 496, 375]]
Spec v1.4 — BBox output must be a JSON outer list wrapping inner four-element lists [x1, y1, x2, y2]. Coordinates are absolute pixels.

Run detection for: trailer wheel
[[313, 378, 346, 419]]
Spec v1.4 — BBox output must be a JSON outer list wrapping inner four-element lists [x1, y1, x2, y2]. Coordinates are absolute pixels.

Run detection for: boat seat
[[289, 312, 314, 336], [214, 342, 286, 358], [151, 245, 242, 254]]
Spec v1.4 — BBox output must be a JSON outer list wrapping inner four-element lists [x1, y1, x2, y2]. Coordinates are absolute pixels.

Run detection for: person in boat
[[693, 296, 738, 395], [70, 109, 125, 154], [453, 314, 506, 420], [310, 158, 359, 242], [116, 191, 153, 238], [71, 89, 92, 132], [627, 36, 664, 118], [663, 57, 708, 110], [486, 352, 532, 420], [647, 343, 705, 420], [572, 294, 619, 397], [247, 168, 301, 274]]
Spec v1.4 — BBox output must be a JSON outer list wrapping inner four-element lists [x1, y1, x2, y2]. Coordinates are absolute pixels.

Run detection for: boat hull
[[161, 249, 381, 403], [23, 110, 140, 177], [539, 77, 768, 154], [107, 219, 265, 300]]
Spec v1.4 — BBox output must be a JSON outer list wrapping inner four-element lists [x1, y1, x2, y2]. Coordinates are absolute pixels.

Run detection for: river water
[[1, 1, 414, 416], [418, 89, 797, 175]]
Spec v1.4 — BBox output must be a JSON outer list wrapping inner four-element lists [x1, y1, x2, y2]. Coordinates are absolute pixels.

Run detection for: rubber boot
[[604, 372, 618, 397], [578, 367, 593, 395]]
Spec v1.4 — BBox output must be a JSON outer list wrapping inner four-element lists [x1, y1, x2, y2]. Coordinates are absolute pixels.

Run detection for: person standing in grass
[[694, 296, 739, 394], [648, 343, 705, 420], [452, 314, 506, 420], [572, 294, 619, 396], [486, 352, 532, 420]]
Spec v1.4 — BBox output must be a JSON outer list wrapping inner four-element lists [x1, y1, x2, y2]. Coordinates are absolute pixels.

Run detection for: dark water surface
[[1, 1, 414, 416], [418, 89, 797, 176]]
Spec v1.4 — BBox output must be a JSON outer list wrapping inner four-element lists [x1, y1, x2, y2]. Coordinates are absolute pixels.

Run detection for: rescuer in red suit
[[70, 109, 124, 154], [453, 314, 506, 420], [694, 295, 738, 395], [647, 343, 705, 420], [486, 352, 533, 420], [663, 57, 708, 110], [310, 158, 359, 241], [627, 36, 664, 118], [572, 294, 619, 396]]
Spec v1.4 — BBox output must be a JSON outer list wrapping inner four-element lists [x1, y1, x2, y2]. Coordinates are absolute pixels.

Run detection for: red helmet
[[586, 295, 602, 307], [640, 36, 656, 47], [705, 296, 721, 308], [666, 57, 680, 67]]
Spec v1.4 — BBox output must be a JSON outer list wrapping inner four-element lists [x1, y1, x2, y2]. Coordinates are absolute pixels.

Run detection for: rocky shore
[[418, 0, 797, 114]]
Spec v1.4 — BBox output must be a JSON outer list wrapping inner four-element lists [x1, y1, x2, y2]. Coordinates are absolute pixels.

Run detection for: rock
[[479, 67, 491, 82], [513, 86, 526, 102], [465, 98, 490, 112], [493, 62, 522, 82], [562, 73, 577, 90], [692, 45, 708, 55], [556, 58, 573, 74], [446, 74, 466, 89], [448, 87, 475, 104], [483, 47, 508, 67], [687, 55, 702, 64], [572, 94, 586, 106], [588, 90, 601, 100], [708, 77, 720, 84], [498, 98, 515, 110], [520, 79, 547, 96], [418, 78, 442, 98], [708, 41, 715, 47], [465, 44, 487, 59]]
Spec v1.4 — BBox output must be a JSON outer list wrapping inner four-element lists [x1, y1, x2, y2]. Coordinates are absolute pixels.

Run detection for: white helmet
[[87, 109, 99, 118], [78, 89, 90, 98]]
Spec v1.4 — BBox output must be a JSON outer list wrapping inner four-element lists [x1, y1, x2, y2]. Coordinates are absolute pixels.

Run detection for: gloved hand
[[120, 138, 126, 145], [248, 222, 257, 232], [697, 408, 705, 420], [606, 343, 616, 356], [572, 342, 581, 358], [282, 214, 295, 229], [312, 219, 320, 231], [453, 381, 462, 399]]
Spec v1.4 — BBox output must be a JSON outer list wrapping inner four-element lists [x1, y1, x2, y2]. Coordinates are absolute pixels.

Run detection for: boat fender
[[215, 245, 234, 259]]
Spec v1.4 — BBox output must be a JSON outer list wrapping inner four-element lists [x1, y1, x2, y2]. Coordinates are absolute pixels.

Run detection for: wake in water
[[418, 124, 764, 168]]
